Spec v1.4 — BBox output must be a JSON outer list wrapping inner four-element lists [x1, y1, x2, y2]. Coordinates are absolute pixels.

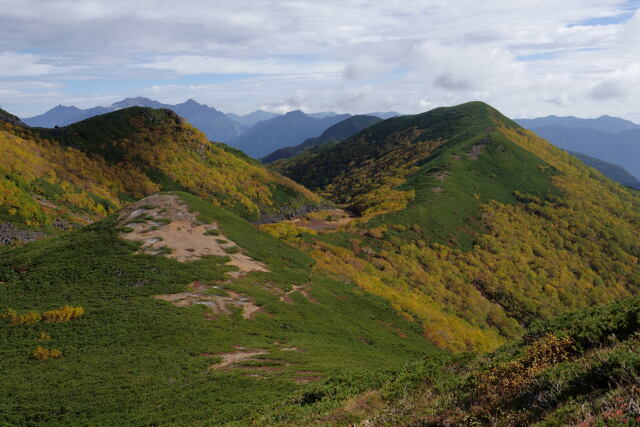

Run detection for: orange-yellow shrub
[[33, 346, 62, 360], [1, 308, 41, 325], [2, 306, 84, 325], [259, 221, 317, 239], [42, 306, 85, 323], [476, 334, 574, 402]]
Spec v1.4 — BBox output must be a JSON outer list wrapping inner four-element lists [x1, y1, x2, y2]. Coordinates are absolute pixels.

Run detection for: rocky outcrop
[[0, 222, 46, 245]]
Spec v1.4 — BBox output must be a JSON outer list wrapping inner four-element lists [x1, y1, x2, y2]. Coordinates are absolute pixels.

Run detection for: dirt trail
[[119, 194, 267, 274], [279, 284, 316, 303]]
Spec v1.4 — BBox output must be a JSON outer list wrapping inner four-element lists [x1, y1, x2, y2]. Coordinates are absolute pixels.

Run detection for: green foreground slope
[[0, 192, 438, 425]]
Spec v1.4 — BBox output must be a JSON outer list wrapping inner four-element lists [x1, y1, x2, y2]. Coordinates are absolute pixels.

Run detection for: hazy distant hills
[[516, 115, 640, 181], [23, 105, 112, 128], [229, 110, 351, 158], [226, 109, 280, 128], [516, 115, 640, 134], [262, 115, 383, 163]]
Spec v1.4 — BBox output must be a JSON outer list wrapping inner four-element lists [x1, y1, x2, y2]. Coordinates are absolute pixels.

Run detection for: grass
[[0, 192, 441, 425]]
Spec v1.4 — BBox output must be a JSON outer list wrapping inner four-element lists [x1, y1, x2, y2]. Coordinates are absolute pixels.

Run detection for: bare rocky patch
[[154, 283, 262, 319], [429, 171, 449, 182], [294, 371, 323, 384], [279, 284, 317, 304], [119, 194, 267, 274], [468, 143, 487, 160]]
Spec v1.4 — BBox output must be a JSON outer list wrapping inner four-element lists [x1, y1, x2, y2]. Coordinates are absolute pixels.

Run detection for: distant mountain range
[[515, 115, 640, 181], [229, 110, 351, 158], [516, 115, 640, 134], [225, 110, 280, 128], [22, 98, 401, 158], [262, 115, 383, 163]]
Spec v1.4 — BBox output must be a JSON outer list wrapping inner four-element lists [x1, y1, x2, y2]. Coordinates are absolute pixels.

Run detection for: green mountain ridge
[[0, 106, 322, 240], [274, 101, 640, 352]]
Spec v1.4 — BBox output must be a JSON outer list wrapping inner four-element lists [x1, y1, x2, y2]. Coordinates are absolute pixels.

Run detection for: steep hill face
[[0, 107, 322, 238], [230, 110, 351, 158], [262, 115, 383, 163], [273, 101, 640, 352], [324, 296, 640, 426]]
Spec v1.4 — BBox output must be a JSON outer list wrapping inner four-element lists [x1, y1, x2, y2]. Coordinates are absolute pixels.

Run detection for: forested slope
[[274, 102, 640, 352], [0, 107, 321, 239]]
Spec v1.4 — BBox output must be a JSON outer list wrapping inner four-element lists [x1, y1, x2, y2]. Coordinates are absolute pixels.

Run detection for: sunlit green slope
[[0, 191, 437, 425]]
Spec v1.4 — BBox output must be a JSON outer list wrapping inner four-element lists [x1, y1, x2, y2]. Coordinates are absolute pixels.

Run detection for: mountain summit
[[0, 106, 322, 232], [275, 101, 640, 351]]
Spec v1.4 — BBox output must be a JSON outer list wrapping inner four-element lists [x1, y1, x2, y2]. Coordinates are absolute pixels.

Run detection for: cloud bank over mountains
[[0, 0, 639, 119]]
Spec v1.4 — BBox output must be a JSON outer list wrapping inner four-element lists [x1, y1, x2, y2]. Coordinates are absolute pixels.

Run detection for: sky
[[0, 0, 639, 120]]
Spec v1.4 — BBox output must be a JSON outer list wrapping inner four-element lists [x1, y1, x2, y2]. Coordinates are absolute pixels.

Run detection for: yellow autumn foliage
[[259, 221, 317, 239], [2, 306, 84, 325], [33, 346, 63, 360]]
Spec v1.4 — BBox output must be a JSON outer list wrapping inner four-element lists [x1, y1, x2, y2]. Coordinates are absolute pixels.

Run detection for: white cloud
[[0, 52, 58, 76], [0, 1, 639, 119], [138, 55, 342, 75]]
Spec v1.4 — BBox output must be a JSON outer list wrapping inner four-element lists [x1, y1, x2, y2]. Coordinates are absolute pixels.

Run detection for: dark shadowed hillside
[[262, 115, 382, 163], [230, 110, 351, 158]]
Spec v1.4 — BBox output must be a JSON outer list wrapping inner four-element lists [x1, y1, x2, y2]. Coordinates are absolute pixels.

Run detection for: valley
[[1, 101, 639, 426]]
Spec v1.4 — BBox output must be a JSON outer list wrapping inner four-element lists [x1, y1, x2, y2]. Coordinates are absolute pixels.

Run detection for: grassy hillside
[[0, 191, 438, 425], [0, 107, 322, 238], [272, 102, 640, 352]]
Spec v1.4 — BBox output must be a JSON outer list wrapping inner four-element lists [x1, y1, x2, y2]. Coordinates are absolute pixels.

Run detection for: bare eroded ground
[[118, 194, 267, 274], [154, 285, 264, 319]]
